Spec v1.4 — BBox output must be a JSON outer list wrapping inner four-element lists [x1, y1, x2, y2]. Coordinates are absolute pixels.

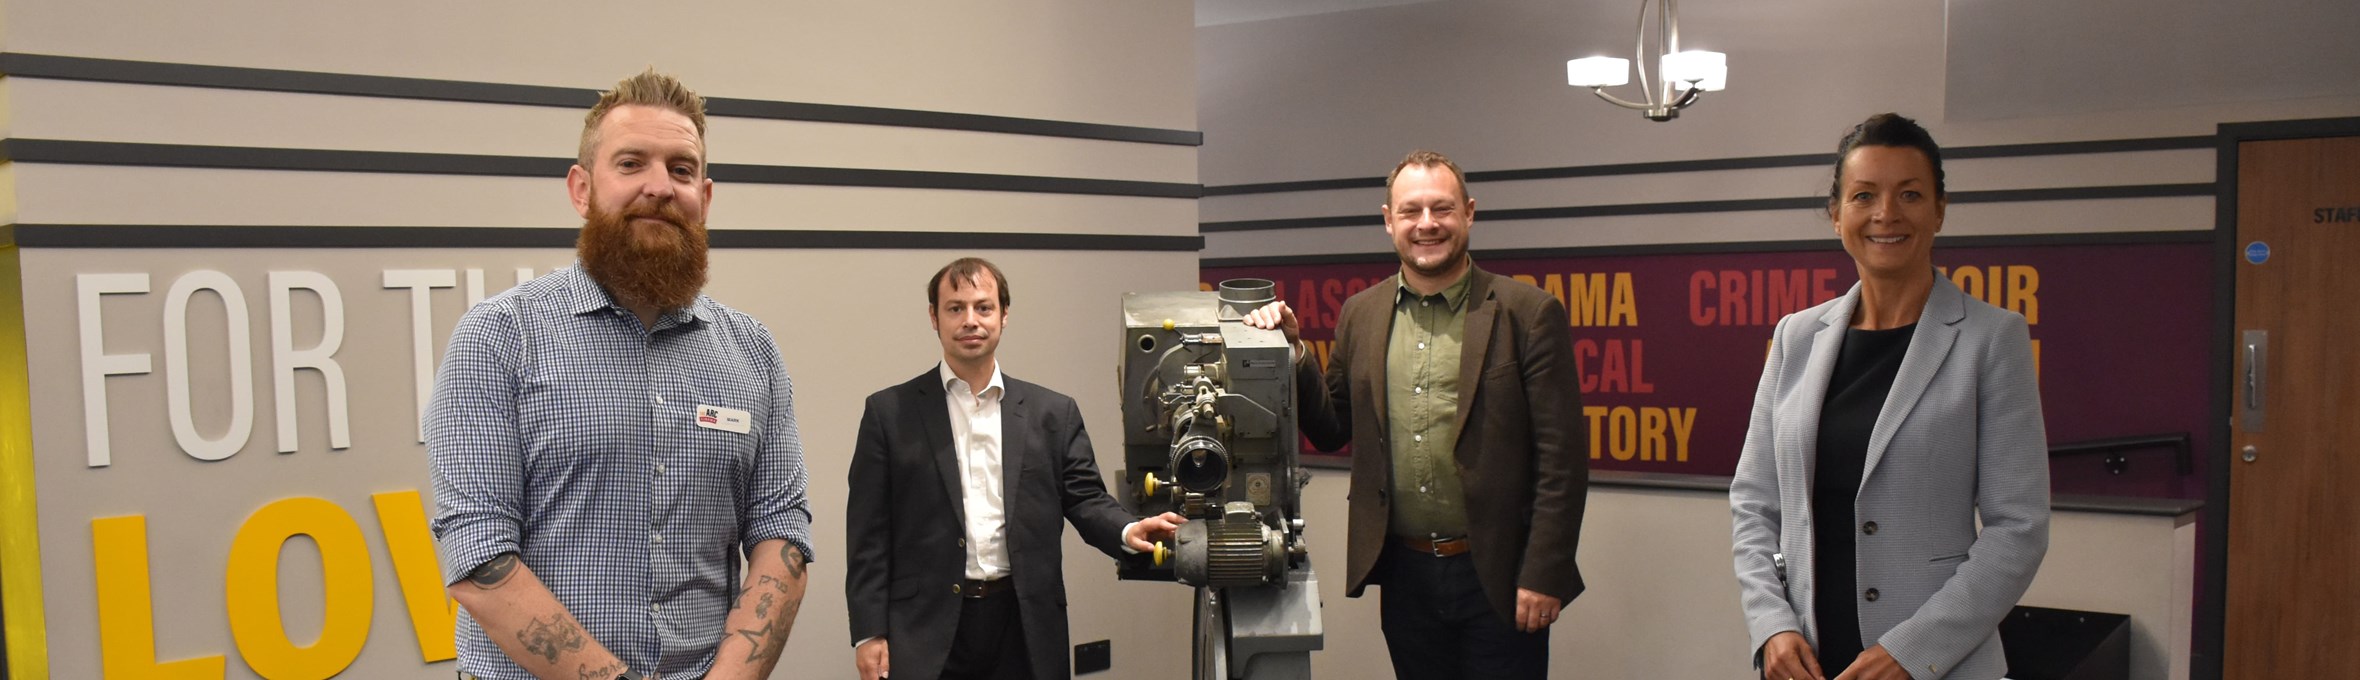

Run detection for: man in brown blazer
[[1244, 150, 1589, 679]]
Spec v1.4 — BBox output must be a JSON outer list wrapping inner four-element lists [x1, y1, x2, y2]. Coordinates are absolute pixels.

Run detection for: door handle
[[2241, 330, 2267, 432]]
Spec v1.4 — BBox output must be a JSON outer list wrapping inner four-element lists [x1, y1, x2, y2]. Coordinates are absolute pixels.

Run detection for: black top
[[1811, 323, 1916, 673]]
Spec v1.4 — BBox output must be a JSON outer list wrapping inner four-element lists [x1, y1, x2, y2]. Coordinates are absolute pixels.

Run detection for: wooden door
[[2225, 136, 2360, 677]]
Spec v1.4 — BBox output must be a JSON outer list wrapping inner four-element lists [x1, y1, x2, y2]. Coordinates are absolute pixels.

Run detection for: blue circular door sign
[[2246, 241, 2271, 264]]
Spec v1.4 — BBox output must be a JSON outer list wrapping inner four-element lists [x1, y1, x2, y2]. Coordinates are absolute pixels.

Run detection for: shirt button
[[651, 603, 661, 613], [1413, 434, 1423, 443], [1417, 342, 1427, 350], [653, 533, 664, 544], [1864, 588, 1880, 602], [654, 394, 665, 404], [655, 464, 667, 475], [1862, 521, 1878, 535], [1415, 386, 1424, 394]]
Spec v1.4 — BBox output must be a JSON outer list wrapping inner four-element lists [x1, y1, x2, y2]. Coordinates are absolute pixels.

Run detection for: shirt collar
[[1394, 264, 1474, 311], [560, 264, 713, 326], [939, 361, 1005, 400]]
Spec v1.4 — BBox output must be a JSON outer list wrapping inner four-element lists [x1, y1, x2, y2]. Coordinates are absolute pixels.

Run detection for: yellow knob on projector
[[1162, 319, 1176, 331], [1142, 474, 1161, 498], [1152, 541, 1170, 567]]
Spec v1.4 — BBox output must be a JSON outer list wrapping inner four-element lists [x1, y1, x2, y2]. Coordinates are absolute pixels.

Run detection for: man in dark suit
[[845, 257, 1186, 680], [1245, 150, 1590, 679]]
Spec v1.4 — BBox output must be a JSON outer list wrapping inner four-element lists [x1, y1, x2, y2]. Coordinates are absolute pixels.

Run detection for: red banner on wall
[[1203, 242, 2211, 499]]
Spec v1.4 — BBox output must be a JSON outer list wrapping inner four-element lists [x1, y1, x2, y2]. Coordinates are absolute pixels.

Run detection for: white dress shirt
[[941, 361, 1012, 581]]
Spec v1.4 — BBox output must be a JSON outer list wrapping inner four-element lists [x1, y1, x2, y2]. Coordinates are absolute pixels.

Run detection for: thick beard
[[577, 191, 709, 313]]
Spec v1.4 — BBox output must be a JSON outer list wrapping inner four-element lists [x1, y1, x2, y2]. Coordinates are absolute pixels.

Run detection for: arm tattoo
[[466, 553, 521, 589], [730, 555, 805, 668], [576, 660, 626, 680], [733, 595, 802, 665], [734, 620, 777, 663], [518, 615, 587, 663], [781, 543, 807, 580]]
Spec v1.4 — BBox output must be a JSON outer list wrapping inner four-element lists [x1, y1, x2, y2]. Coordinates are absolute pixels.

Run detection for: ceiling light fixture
[[1566, 0, 1727, 122]]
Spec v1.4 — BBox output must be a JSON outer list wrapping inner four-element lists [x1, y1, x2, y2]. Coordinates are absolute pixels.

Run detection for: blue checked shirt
[[427, 266, 815, 680]]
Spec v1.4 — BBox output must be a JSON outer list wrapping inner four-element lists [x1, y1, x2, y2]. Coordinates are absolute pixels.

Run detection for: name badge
[[695, 405, 753, 434]]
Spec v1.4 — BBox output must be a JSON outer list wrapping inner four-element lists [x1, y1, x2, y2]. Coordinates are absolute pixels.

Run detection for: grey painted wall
[[1197, 0, 2360, 260]]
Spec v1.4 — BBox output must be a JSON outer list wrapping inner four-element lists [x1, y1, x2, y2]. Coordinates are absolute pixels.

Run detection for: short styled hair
[[578, 69, 709, 168], [927, 257, 1011, 309], [1385, 150, 1471, 204]]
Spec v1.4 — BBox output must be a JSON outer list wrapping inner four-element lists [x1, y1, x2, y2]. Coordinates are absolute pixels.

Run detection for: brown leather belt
[[1397, 535, 1471, 557], [958, 577, 1013, 599]]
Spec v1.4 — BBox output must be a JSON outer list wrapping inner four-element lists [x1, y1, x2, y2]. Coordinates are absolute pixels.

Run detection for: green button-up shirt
[[1386, 269, 1472, 540]]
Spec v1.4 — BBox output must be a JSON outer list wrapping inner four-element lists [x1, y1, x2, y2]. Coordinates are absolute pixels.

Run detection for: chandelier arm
[[1657, 0, 1678, 108], [1666, 85, 1703, 111], [1632, 0, 1657, 107], [1665, 0, 1680, 54], [1589, 88, 1658, 111]]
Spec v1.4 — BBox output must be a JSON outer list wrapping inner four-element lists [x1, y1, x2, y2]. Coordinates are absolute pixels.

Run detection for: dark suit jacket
[[1297, 266, 1590, 625], [845, 369, 1134, 680]]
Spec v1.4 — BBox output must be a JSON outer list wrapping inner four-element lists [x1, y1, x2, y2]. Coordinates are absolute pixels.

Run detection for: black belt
[[959, 577, 1013, 599]]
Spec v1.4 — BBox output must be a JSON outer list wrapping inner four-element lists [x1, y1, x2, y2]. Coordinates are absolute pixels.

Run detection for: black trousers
[[942, 587, 1031, 680], [1375, 542, 1551, 680]]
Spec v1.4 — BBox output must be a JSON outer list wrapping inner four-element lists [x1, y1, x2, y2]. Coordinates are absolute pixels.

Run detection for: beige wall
[[1, 1, 1200, 678]]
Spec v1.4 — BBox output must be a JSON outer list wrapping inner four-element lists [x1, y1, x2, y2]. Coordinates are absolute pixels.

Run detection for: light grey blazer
[[1730, 273, 2050, 679]]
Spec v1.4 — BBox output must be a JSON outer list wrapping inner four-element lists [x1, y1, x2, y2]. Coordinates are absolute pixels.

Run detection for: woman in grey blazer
[[1730, 113, 2050, 680]]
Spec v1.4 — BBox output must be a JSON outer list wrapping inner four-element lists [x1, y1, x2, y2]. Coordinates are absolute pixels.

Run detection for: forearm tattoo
[[467, 553, 520, 589], [782, 542, 808, 580], [575, 660, 626, 680], [732, 547, 807, 667], [518, 614, 587, 663]]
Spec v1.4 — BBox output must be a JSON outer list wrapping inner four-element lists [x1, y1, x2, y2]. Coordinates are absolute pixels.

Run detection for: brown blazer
[[1297, 265, 1590, 625]]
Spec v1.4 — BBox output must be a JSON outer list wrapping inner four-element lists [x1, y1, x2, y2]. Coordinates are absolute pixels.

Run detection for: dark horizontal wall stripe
[[8, 224, 1204, 251], [1200, 183, 2214, 232], [1204, 136, 2214, 196], [0, 139, 569, 176], [0, 53, 1202, 146], [1947, 183, 2215, 203], [0, 139, 1201, 198], [711, 164, 1199, 197], [1944, 136, 2214, 160], [1198, 230, 2212, 268], [701, 96, 1201, 146]]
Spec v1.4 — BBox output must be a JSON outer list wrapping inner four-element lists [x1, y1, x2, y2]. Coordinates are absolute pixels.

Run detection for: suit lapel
[[1451, 270, 1497, 442], [919, 373, 966, 528], [1791, 286, 1859, 493], [1356, 275, 1399, 432], [1000, 382, 1028, 531], [1858, 274, 1967, 490]]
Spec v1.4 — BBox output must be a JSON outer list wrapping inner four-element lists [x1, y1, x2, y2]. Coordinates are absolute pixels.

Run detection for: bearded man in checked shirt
[[427, 69, 815, 680]]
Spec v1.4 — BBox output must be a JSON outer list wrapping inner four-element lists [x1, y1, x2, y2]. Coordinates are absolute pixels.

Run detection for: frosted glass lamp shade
[[1661, 50, 1727, 91], [1566, 57, 1630, 88]]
